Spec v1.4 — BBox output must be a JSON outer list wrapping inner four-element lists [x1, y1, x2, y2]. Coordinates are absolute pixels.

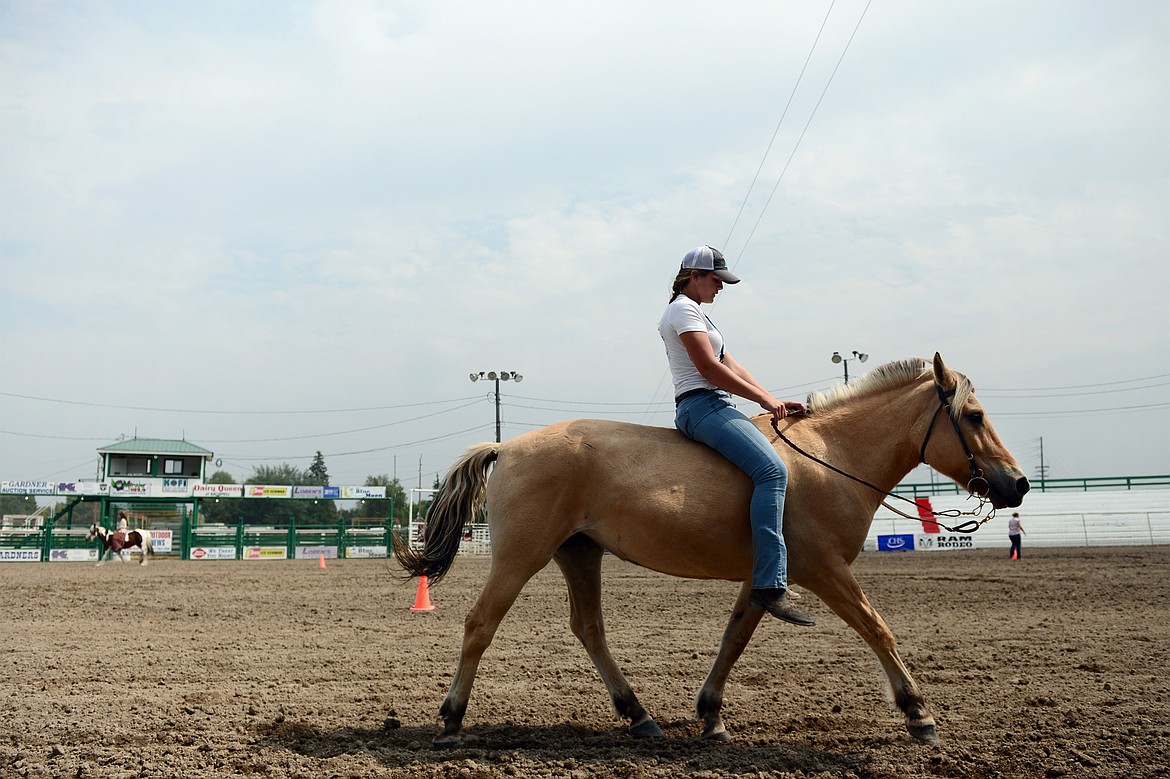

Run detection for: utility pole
[[1037, 436, 1049, 490]]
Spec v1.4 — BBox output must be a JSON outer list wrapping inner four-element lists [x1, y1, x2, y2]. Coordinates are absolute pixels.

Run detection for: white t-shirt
[[659, 295, 724, 398]]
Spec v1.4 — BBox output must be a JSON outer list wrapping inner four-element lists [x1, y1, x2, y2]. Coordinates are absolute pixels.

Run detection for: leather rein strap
[[771, 382, 994, 534]]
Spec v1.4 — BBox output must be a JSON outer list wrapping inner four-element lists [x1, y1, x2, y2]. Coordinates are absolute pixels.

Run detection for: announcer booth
[[82, 437, 217, 559]]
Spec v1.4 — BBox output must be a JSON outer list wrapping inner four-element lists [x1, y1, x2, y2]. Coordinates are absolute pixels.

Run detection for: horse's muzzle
[[986, 470, 1030, 509]]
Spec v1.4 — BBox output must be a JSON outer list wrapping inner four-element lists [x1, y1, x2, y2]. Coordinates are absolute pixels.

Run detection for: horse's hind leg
[[435, 547, 553, 749], [553, 535, 663, 739], [695, 582, 764, 741], [807, 563, 938, 744]]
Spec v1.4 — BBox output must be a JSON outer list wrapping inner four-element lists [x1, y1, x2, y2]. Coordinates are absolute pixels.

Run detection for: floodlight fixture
[[830, 350, 869, 385], [469, 369, 526, 442]]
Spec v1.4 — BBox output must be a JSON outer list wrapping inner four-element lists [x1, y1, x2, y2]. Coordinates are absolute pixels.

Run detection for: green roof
[[97, 438, 214, 457]]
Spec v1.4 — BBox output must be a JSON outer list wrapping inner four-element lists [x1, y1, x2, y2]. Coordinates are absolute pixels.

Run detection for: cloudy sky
[[2, 0, 1167, 499]]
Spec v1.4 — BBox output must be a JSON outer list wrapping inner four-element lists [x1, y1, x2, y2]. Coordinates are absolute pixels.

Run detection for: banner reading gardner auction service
[[1, 480, 55, 495]]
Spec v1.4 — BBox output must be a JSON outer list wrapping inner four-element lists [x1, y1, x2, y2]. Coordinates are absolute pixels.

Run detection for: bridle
[[771, 380, 996, 534], [918, 381, 990, 501]]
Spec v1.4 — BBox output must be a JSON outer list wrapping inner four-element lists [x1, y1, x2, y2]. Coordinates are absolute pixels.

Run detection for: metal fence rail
[[0, 517, 400, 562]]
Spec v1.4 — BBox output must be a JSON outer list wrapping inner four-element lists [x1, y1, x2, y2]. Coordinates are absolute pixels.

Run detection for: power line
[[993, 401, 1169, 417], [980, 374, 1169, 393], [723, 0, 838, 251], [0, 391, 481, 415], [219, 424, 495, 462], [198, 399, 485, 443], [733, 0, 873, 264], [980, 381, 1169, 400]]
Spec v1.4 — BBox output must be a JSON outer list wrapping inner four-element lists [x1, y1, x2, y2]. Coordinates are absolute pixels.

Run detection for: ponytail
[[669, 268, 706, 303]]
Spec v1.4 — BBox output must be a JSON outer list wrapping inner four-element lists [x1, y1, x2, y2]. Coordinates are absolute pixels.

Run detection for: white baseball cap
[[681, 245, 740, 284]]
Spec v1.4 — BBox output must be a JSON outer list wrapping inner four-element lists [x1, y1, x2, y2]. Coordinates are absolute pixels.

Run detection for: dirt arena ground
[[2, 545, 1167, 778]]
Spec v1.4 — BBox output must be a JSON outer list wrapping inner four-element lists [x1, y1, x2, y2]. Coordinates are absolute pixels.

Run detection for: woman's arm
[[679, 332, 803, 420]]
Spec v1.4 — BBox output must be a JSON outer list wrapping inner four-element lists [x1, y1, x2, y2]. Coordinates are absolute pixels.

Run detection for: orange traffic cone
[[1011, 549, 1018, 561], [410, 575, 436, 612], [319, 554, 327, 569]]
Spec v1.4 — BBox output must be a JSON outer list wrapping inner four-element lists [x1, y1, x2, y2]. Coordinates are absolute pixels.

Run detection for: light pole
[[469, 371, 524, 443], [830, 350, 868, 384]]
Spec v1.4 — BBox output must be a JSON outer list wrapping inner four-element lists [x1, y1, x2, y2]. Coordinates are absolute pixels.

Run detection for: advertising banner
[[243, 547, 288, 560], [294, 545, 338, 559], [0, 548, 42, 562], [159, 478, 190, 495], [341, 486, 386, 499], [49, 548, 99, 562], [56, 482, 109, 496], [293, 486, 324, 499], [246, 485, 292, 499], [1, 480, 55, 495], [149, 530, 173, 554], [876, 533, 916, 552], [109, 479, 150, 496], [189, 546, 237, 560], [345, 545, 388, 559], [193, 484, 243, 498], [918, 533, 974, 551]]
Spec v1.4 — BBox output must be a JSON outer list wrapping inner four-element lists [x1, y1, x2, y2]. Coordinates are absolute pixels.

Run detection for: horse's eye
[[966, 411, 984, 426]]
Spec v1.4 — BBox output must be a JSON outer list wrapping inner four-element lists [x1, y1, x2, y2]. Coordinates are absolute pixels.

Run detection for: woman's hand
[[761, 395, 806, 421]]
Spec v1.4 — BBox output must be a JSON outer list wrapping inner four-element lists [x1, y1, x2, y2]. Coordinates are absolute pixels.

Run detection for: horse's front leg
[[807, 563, 938, 744], [553, 535, 662, 740], [695, 582, 764, 741]]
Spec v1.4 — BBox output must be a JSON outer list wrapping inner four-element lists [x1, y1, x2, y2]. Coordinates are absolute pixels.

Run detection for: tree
[[0, 494, 38, 520], [46, 498, 100, 527], [359, 474, 407, 521], [308, 451, 329, 485], [199, 471, 239, 525], [240, 463, 336, 526]]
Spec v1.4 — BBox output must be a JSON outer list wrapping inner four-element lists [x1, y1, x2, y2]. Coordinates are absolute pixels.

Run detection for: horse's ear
[[932, 352, 955, 389]]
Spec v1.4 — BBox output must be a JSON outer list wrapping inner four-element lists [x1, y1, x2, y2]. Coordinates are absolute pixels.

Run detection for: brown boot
[[749, 588, 815, 626]]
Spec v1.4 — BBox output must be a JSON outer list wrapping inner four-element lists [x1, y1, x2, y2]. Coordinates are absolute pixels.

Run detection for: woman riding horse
[[660, 245, 812, 626], [395, 353, 1029, 748]]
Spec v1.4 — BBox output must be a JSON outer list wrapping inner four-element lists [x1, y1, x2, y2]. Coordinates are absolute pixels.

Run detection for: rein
[[771, 383, 995, 534]]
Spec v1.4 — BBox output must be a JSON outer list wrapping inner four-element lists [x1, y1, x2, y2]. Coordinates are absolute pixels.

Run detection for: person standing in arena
[[1008, 511, 1026, 560], [658, 245, 814, 627]]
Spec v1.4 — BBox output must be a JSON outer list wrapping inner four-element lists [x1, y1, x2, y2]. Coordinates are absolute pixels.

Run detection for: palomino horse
[[394, 354, 1029, 747], [86, 522, 154, 566]]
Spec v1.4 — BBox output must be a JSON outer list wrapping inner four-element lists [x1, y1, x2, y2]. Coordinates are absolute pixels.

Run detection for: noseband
[[772, 380, 995, 533]]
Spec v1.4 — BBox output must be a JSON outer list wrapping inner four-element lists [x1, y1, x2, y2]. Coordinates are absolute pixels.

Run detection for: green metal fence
[[891, 474, 1169, 499], [0, 516, 399, 562]]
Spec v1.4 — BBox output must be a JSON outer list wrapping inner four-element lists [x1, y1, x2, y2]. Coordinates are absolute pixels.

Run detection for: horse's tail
[[392, 442, 499, 586]]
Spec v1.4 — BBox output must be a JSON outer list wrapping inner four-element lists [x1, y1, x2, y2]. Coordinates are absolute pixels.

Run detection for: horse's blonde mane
[[807, 357, 973, 418]]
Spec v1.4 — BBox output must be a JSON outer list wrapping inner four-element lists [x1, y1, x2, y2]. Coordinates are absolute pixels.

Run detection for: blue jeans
[[676, 390, 789, 590]]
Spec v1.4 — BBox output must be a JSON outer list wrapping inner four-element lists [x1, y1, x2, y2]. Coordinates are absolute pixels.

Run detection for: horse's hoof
[[701, 727, 731, 742], [629, 717, 664, 739], [432, 733, 462, 749], [907, 718, 939, 745]]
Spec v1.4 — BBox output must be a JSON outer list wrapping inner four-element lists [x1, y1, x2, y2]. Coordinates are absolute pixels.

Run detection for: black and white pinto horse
[[85, 522, 154, 566]]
